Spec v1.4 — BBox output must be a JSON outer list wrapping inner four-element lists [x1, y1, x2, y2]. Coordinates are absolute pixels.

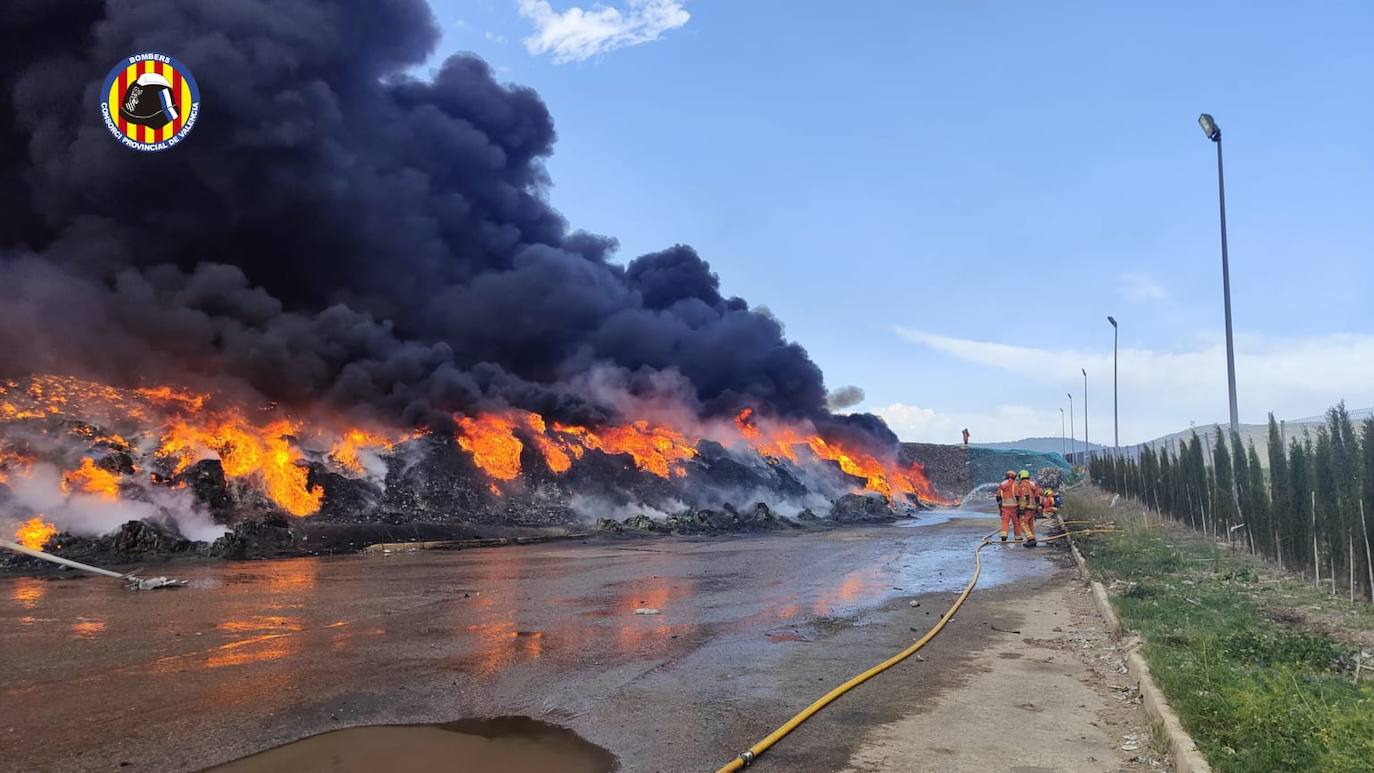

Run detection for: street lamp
[[1067, 392, 1076, 465], [1198, 112, 1240, 435], [1107, 316, 1119, 457], [1082, 368, 1089, 463]]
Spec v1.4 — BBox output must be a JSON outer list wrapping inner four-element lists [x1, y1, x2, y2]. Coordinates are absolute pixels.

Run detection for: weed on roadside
[[1067, 490, 1374, 772]]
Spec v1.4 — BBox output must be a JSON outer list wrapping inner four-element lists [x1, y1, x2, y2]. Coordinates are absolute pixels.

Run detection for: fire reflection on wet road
[[0, 513, 1048, 772]]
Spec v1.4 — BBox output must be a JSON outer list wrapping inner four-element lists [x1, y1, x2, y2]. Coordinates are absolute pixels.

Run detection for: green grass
[[1067, 491, 1374, 773]]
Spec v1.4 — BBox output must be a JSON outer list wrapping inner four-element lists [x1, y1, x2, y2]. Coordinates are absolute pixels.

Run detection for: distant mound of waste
[[901, 443, 1073, 501]]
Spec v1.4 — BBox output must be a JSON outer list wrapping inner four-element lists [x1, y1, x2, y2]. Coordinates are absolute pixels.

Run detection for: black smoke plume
[[826, 385, 865, 411], [0, 0, 878, 441]]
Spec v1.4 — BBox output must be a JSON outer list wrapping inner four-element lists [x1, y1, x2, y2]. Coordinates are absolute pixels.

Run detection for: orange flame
[[2, 374, 954, 517], [552, 420, 697, 478], [2, 376, 335, 516], [1, 401, 45, 421], [134, 385, 208, 412], [159, 416, 323, 516], [735, 408, 953, 505], [453, 410, 698, 483], [15, 517, 58, 550], [62, 457, 121, 500], [329, 429, 395, 476], [735, 407, 760, 440], [456, 413, 524, 482], [522, 413, 577, 473]]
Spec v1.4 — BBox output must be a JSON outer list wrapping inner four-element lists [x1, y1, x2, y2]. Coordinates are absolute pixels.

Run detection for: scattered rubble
[[829, 493, 899, 523], [622, 514, 658, 532], [207, 517, 298, 560]]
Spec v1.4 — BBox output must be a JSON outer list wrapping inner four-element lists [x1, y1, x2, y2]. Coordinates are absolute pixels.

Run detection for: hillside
[[978, 406, 1374, 469], [1128, 405, 1373, 468]]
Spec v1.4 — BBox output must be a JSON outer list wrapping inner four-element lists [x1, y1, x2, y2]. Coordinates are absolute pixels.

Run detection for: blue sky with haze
[[428, 1, 1373, 445]]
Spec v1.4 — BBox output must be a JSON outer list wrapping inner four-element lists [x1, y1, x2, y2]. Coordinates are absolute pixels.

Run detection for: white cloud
[[485, 31, 508, 44], [893, 327, 1374, 443], [1121, 272, 1167, 302], [517, 0, 690, 63]]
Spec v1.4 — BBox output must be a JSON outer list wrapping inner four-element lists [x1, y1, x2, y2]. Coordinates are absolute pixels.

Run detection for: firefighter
[[1040, 486, 1059, 517], [995, 470, 1021, 542], [1015, 470, 1038, 547]]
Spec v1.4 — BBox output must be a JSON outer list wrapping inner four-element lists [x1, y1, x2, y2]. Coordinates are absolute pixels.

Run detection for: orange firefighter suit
[[996, 476, 1022, 541], [1014, 478, 1039, 543]]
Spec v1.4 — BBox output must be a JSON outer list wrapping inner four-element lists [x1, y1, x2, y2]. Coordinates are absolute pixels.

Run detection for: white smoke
[[726, 489, 832, 519], [567, 493, 686, 524], [2, 463, 226, 543]]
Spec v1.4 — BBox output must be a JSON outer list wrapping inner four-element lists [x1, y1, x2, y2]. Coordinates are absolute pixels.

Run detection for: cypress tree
[[1290, 435, 1314, 578], [1168, 443, 1183, 520], [1267, 414, 1291, 568], [1212, 429, 1238, 540], [1165, 444, 1176, 516], [1357, 417, 1368, 604], [1246, 440, 1269, 559], [1144, 446, 1161, 514], [1231, 430, 1251, 550], [1329, 404, 1362, 599], [1331, 404, 1361, 511], [1364, 418, 1374, 525], [1188, 433, 1207, 531], [1315, 428, 1340, 589]]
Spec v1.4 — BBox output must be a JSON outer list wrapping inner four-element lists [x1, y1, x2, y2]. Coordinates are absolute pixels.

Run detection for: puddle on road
[[765, 628, 815, 643], [207, 716, 615, 773]]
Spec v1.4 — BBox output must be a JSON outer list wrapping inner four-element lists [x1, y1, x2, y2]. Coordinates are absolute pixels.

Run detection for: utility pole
[[1082, 368, 1089, 464], [1108, 316, 1119, 457], [1198, 113, 1240, 435], [1067, 392, 1076, 466]]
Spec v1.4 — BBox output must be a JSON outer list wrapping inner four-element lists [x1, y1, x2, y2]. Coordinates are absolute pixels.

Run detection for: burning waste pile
[[0, 1, 954, 565], [0, 376, 952, 563]]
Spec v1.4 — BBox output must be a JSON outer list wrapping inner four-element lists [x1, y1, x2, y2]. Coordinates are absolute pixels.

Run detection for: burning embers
[[454, 411, 699, 487], [447, 407, 943, 503], [1, 374, 951, 548], [15, 517, 57, 550], [158, 417, 325, 516], [733, 408, 945, 503], [547, 421, 696, 479], [63, 458, 121, 500]]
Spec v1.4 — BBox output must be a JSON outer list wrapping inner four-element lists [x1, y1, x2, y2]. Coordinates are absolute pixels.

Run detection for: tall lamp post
[[1107, 316, 1119, 458], [1198, 113, 1240, 435], [1066, 392, 1077, 466], [1067, 392, 1076, 465], [1082, 368, 1089, 464], [1060, 408, 1066, 457]]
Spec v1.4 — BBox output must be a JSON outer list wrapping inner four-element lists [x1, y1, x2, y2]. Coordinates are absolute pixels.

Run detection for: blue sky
[[428, 1, 1374, 444]]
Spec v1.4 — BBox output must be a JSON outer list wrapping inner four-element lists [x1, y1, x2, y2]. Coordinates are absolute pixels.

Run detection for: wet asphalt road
[[1, 511, 1054, 772]]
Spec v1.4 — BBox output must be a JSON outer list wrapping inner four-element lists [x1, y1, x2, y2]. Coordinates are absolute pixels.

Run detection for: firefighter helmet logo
[[100, 53, 200, 152]]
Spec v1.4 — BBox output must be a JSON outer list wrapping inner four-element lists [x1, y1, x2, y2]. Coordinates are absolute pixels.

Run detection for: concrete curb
[[1055, 515, 1213, 773]]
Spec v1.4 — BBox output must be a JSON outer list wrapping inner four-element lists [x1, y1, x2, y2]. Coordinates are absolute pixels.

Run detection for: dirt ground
[[835, 555, 1165, 773]]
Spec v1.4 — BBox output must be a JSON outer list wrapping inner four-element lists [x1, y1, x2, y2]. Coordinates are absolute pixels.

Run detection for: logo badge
[[100, 53, 200, 152]]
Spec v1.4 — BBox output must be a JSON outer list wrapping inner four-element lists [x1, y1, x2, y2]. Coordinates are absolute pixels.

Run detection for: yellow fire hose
[[714, 524, 1115, 771]]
